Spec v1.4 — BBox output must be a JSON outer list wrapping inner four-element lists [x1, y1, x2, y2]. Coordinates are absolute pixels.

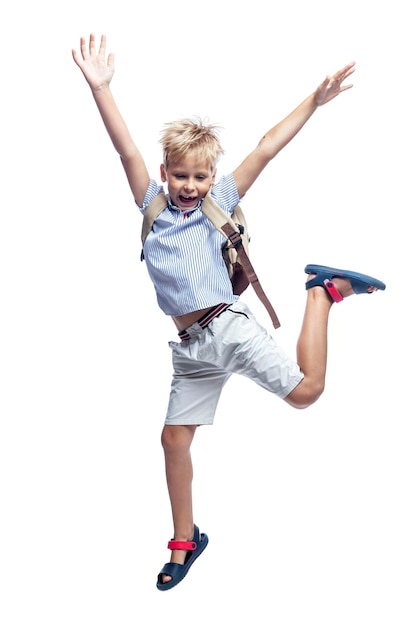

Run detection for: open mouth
[[179, 195, 198, 206]]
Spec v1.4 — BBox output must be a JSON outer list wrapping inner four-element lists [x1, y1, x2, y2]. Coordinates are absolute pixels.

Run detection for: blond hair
[[159, 117, 225, 168]]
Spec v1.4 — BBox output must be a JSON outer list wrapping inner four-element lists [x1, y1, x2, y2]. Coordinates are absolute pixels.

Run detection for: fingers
[[89, 33, 106, 56], [338, 83, 354, 93], [98, 34, 107, 56], [72, 33, 106, 64], [333, 62, 356, 83], [72, 36, 87, 65], [339, 61, 356, 73], [79, 35, 89, 58], [73, 36, 88, 63], [76, 33, 106, 60], [88, 33, 96, 56], [323, 62, 355, 95]]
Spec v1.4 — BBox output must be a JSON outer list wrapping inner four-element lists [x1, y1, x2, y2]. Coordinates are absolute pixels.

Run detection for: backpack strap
[[202, 193, 281, 329], [141, 192, 169, 248], [201, 194, 249, 255]]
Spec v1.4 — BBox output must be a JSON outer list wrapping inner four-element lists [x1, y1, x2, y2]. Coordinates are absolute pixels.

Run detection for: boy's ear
[[211, 168, 217, 184], [160, 163, 167, 182]]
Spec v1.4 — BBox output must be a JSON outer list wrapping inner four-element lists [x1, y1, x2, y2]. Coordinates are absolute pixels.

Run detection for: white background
[[1, 1, 416, 624]]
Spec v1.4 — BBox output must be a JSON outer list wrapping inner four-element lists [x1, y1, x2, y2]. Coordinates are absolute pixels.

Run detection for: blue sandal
[[156, 524, 208, 591], [305, 264, 386, 303]]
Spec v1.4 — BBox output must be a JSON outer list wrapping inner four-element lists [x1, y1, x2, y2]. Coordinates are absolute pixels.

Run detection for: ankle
[[173, 524, 195, 542]]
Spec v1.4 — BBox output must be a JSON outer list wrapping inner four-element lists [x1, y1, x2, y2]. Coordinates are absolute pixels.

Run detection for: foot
[[160, 547, 188, 585], [307, 273, 377, 299], [156, 525, 209, 591], [305, 264, 385, 303], [160, 525, 196, 584]]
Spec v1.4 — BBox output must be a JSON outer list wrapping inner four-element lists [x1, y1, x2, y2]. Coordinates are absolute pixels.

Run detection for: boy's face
[[160, 155, 216, 211]]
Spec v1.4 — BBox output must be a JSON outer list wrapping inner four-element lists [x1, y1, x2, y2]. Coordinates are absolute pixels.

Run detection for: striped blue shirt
[[138, 172, 241, 316]]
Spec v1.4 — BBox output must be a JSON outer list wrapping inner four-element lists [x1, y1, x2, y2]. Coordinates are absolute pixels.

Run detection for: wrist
[[91, 82, 111, 94], [311, 91, 321, 109]]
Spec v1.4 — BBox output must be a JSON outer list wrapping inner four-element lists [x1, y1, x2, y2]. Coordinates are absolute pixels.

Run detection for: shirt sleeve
[[136, 180, 164, 215], [210, 172, 240, 216]]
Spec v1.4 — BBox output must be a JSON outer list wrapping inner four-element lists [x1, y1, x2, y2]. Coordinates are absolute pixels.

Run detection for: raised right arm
[[72, 34, 150, 207]]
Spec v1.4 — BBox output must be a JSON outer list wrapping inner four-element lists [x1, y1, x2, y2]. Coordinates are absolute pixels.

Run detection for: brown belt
[[178, 303, 231, 340]]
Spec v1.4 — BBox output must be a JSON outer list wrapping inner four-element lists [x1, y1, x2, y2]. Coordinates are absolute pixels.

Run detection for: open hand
[[72, 34, 114, 91], [314, 61, 356, 106]]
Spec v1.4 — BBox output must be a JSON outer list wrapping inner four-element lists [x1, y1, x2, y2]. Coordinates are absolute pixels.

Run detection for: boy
[[72, 34, 385, 591]]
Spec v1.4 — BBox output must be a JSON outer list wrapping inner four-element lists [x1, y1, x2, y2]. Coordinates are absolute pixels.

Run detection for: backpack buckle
[[227, 231, 242, 249]]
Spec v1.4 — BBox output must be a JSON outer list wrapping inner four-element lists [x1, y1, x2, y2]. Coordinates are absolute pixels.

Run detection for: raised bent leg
[[285, 268, 368, 409], [285, 285, 332, 409]]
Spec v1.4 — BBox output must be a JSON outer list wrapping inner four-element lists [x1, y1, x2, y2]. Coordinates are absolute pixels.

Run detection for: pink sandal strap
[[324, 279, 344, 303], [167, 540, 197, 551]]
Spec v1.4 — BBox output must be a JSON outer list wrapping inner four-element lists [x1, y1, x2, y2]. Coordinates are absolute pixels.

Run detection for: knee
[[161, 424, 195, 455], [160, 425, 177, 453]]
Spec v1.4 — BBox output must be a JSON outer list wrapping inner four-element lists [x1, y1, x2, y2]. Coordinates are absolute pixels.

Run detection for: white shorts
[[165, 301, 303, 425]]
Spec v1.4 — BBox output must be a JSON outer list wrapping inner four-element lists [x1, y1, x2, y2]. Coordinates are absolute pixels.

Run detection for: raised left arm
[[233, 62, 355, 198]]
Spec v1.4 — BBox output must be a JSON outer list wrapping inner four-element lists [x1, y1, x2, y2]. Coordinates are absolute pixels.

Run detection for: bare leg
[[285, 276, 357, 409], [159, 423, 197, 584]]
